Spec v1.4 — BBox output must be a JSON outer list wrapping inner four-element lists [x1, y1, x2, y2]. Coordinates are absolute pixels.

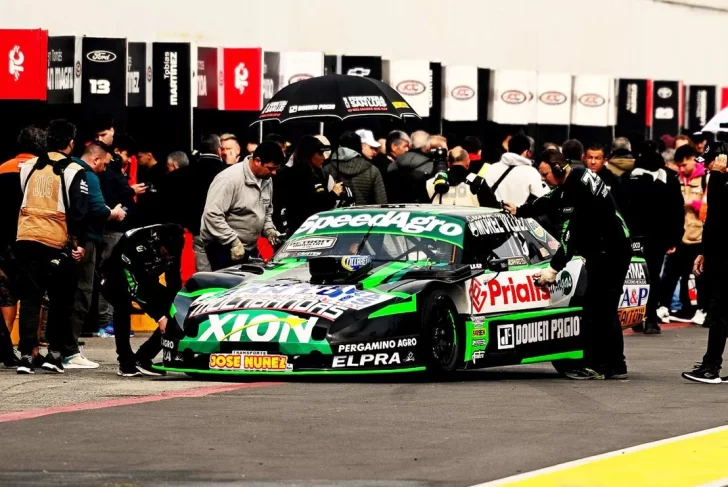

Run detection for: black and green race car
[[158, 205, 649, 377]]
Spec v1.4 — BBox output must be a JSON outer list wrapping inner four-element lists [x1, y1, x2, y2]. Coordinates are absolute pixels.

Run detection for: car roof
[[337, 204, 502, 221]]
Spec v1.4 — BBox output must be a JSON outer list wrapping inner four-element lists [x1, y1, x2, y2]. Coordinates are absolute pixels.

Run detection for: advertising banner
[[81, 36, 127, 113], [383, 59, 431, 117], [616, 79, 649, 137], [278, 51, 324, 89], [127, 42, 152, 107], [571, 75, 611, 127], [152, 42, 192, 110], [651, 80, 683, 138], [686, 85, 717, 131], [219, 47, 263, 111], [536, 72, 571, 125], [0, 29, 47, 100], [47, 35, 81, 104], [196, 47, 219, 109], [263, 51, 280, 104], [442, 65, 478, 121], [488, 70, 536, 125], [341, 56, 382, 80]]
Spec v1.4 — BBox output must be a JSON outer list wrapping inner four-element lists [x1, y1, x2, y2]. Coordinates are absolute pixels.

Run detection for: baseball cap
[[356, 129, 381, 148]]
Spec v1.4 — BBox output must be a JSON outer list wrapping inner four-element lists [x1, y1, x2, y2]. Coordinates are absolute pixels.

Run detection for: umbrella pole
[[319, 121, 324, 135]]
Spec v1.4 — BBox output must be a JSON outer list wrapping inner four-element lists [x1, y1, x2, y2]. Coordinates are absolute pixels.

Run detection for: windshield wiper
[[355, 223, 375, 255]]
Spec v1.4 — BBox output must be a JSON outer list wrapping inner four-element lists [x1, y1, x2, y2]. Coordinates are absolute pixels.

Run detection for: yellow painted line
[[473, 424, 728, 487]]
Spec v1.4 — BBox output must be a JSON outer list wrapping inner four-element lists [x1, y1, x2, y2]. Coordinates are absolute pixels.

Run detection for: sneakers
[[656, 306, 670, 322], [692, 309, 707, 326], [682, 363, 722, 384], [118, 363, 142, 377], [41, 354, 65, 374], [2, 354, 20, 369], [136, 361, 166, 377], [563, 368, 605, 380], [63, 353, 100, 369], [16, 355, 34, 374], [644, 322, 662, 335], [602, 362, 628, 380], [669, 309, 693, 323]]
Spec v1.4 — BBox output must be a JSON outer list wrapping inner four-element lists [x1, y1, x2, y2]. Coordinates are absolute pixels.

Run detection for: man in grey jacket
[[200, 142, 285, 270]]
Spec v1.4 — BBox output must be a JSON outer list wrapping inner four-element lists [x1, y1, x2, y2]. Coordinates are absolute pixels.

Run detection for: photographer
[[683, 151, 728, 384], [16, 120, 88, 375], [426, 147, 497, 207]]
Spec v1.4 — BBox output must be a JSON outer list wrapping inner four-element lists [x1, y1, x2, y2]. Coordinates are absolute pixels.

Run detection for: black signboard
[[323, 54, 338, 76], [341, 56, 382, 80], [47, 36, 80, 104], [428, 62, 442, 134], [152, 42, 191, 110], [197, 47, 218, 109], [81, 37, 127, 115], [652, 80, 681, 138], [616, 79, 649, 139], [687, 85, 717, 131], [127, 42, 149, 108], [263, 51, 280, 105]]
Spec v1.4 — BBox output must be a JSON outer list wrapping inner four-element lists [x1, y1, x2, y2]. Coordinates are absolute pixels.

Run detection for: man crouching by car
[[200, 141, 285, 270]]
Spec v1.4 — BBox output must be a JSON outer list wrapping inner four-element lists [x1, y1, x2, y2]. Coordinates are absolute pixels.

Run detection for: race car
[[157, 206, 649, 377]]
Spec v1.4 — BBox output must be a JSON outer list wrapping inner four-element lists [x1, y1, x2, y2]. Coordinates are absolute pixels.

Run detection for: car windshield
[[274, 232, 459, 264]]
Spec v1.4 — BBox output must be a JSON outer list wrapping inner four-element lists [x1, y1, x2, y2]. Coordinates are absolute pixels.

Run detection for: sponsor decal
[[342, 95, 388, 112], [292, 210, 465, 246], [539, 91, 566, 105], [347, 67, 370, 76], [655, 107, 674, 119], [332, 352, 401, 368], [392, 101, 409, 109], [197, 313, 321, 343], [208, 352, 291, 371], [548, 240, 559, 250], [86, 50, 116, 63], [496, 314, 580, 350], [657, 86, 673, 99], [288, 73, 312, 84], [539, 248, 549, 258], [508, 257, 529, 267], [472, 351, 485, 360], [467, 213, 529, 237], [341, 255, 371, 272], [337, 337, 417, 353], [162, 338, 175, 349], [620, 285, 649, 307], [396, 80, 426, 95], [189, 282, 393, 318], [579, 93, 605, 107], [289, 103, 336, 113], [472, 329, 486, 337], [404, 352, 415, 362], [451, 85, 475, 100], [234, 62, 248, 94], [472, 317, 485, 328], [527, 220, 547, 242], [501, 90, 526, 104], [284, 237, 337, 251], [626, 83, 638, 114], [9, 45, 24, 81], [472, 339, 486, 347], [76, 61, 81, 78], [209, 353, 241, 369], [546, 270, 573, 298], [48, 49, 73, 92], [260, 100, 288, 118], [163, 51, 178, 105], [469, 271, 551, 313], [618, 306, 646, 327], [624, 262, 647, 285]]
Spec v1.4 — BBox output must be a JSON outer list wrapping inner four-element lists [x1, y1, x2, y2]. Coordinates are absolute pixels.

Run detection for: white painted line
[[470, 424, 728, 486], [696, 478, 728, 487]]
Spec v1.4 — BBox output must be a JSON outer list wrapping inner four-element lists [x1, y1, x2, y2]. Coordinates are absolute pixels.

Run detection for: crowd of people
[[0, 116, 726, 382]]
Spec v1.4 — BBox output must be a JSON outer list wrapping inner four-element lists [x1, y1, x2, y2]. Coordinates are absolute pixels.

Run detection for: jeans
[[97, 232, 123, 328], [16, 241, 78, 358], [70, 241, 98, 341]]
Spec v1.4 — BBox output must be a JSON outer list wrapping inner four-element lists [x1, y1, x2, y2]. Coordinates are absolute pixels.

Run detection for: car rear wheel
[[422, 290, 462, 374]]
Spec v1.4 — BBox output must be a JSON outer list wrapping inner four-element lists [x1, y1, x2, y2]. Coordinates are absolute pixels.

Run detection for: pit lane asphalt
[[1, 325, 726, 487]]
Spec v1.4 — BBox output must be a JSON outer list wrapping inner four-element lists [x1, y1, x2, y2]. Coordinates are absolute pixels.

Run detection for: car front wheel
[[421, 290, 462, 374]]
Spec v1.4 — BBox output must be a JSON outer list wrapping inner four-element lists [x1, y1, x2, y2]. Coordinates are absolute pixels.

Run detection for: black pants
[[659, 243, 705, 312], [701, 256, 728, 368], [15, 241, 79, 358], [643, 243, 668, 325], [0, 313, 14, 361], [113, 302, 163, 367], [583, 252, 632, 369]]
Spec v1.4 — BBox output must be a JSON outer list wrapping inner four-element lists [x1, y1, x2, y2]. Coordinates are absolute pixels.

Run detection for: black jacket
[[517, 166, 632, 271], [0, 167, 21, 247], [325, 148, 387, 205], [186, 154, 226, 235], [136, 162, 168, 227], [703, 170, 728, 261], [618, 167, 684, 251], [386, 150, 434, 203], [100, 155, 137, 234], [275, 162, 339, 235]]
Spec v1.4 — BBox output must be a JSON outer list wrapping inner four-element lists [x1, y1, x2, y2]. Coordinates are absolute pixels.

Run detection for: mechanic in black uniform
[[683, 153, 728, 384], [504, 159, 632, 380], [99, 224, 184, 377]]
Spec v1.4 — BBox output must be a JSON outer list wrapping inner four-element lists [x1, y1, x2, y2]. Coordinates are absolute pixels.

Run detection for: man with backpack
[[484, 135, 548, 206]]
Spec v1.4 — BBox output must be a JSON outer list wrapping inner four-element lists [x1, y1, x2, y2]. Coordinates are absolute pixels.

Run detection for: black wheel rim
[[430, 298, 456, 366]]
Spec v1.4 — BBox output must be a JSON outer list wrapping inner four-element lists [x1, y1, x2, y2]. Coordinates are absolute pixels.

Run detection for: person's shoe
[[136, 361, 166, 377], [104, 324, 115, 337], [41, 354, 65, 374], [563, 368, 605, 380], [682, 363, 722, 384], [16, 355, 34, 374], [129, 330, 135, 338], [692, 309, 707, 326], [118, 363, 142, 377], [32, 354, 46, 368], [656, 306, 671, 322], [644, 322, 662, 335], [603, 362, 628, 380], [669, 308, 693, 323], [63, 353, 99, 369], [632, 323, 644, 333], [2, 354, 20, 368]]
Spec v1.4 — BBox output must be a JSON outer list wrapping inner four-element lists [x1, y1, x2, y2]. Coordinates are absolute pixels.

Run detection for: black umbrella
[[251, 74, 420, 125]]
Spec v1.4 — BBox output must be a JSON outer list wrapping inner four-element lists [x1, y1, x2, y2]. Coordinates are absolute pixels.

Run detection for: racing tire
[[421, 290, 462, 375]]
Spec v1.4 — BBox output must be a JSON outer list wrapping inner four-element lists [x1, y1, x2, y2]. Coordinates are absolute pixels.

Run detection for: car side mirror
[[487, 258, 509, 273]]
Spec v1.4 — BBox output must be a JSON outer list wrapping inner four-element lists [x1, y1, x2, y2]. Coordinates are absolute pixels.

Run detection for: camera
[[429, 147, 448, 165]]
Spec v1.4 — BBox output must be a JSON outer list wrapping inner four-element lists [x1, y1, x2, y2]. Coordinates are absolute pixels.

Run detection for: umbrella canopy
[[701, 106, 728, 133], [252, 74, 420, 125]]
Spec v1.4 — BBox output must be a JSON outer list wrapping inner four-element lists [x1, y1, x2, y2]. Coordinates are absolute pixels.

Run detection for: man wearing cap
[[200, 141, 285, 271]]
